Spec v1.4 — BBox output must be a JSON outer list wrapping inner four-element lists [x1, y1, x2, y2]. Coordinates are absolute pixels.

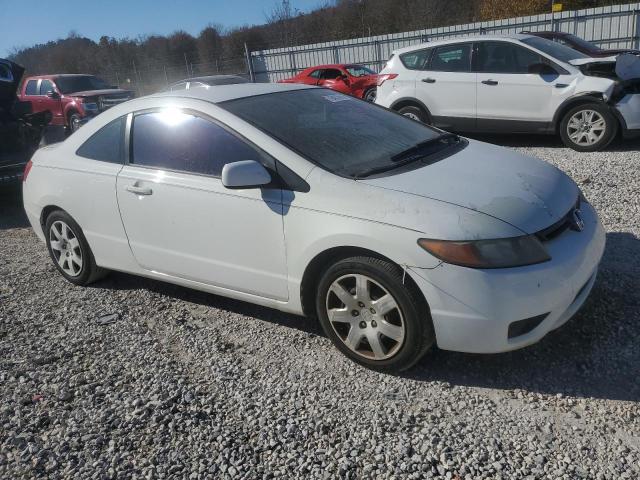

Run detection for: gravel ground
[[1, 135, 639, 479]]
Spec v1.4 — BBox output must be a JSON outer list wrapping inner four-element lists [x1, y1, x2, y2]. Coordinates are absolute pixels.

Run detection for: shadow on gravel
[[408, 231, 640, 403], [92, 272, 324, 337], [0, 187, 29, 230]]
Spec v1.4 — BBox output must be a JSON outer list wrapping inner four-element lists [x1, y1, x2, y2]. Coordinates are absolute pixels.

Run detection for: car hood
[[358, 139, 579, 235], [69, 88, 132, 98], [570, 53, 640, 80]]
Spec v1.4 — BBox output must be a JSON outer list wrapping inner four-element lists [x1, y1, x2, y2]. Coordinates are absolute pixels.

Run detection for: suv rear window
[[25, 80, 38, 95]]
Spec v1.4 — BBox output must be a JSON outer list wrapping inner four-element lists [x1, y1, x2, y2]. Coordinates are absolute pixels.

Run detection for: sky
[[0, 0, 325, 57]]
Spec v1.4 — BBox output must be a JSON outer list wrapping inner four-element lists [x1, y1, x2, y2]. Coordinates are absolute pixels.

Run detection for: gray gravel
[[1, 135, 639, 479]]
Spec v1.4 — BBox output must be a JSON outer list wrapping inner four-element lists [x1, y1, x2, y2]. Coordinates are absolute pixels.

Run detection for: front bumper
[[408, 201, 606, 353], [614, 93, 640, 134]]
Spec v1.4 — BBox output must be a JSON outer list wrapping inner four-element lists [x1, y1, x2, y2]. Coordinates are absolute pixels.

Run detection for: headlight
[[417, 236, 550, 269]]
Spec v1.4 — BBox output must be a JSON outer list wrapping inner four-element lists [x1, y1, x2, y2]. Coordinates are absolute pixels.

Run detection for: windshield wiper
[[353, 133, 460, 179], [390, 133, 459, 162]]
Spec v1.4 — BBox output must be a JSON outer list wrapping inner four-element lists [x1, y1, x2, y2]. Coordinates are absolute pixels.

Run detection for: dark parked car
[[523, 31, 640, 57], [166, 75, 249, 91], [0, 59, 52, 186]]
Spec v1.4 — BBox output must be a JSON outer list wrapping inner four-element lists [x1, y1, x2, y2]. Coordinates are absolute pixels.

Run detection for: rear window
[[25, 80, 38, 95], [220, 89, 449, 178], [521, 36, 589, 62]]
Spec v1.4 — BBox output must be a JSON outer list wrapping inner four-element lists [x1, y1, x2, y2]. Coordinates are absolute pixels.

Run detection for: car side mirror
[[341, 75, 350, 84], [221, 160, 272, 189], [528, 62, 557, 75], [46, 90, 60, 99]]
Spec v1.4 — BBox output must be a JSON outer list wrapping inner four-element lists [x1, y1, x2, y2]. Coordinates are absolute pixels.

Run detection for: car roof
[[392, 33, 534, 55], [152, 82, 313, 103], [26, 74, 96, 79]]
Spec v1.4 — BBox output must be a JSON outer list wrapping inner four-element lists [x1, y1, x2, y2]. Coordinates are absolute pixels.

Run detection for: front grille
[[536, 198, 580, 242], [99, 95, 131, 110]]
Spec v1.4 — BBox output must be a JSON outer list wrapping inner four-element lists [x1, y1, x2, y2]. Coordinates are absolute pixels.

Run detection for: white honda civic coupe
[[23, 83, 605, 371]]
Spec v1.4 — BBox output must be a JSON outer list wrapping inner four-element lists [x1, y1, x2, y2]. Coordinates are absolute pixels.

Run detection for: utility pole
[[184, 53, 190, 77], [244, 42, 255, 82]]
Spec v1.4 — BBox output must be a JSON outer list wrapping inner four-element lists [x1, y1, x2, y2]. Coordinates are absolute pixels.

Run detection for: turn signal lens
[[417, 236, 551, 269], [377, 73, 398, 86]]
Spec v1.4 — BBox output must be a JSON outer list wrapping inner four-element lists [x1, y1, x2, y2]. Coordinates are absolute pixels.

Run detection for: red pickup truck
[[19, 74, 133, 132]]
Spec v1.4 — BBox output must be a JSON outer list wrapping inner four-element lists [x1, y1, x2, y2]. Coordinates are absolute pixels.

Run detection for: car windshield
[[565, 34, 602, 52], [220, 89, 456, 178], [56, 75, 111, 94], [345, 65, 376, 77], [521, 36, 589, 62]]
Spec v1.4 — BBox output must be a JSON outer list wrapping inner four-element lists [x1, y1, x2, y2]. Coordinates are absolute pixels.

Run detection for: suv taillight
[[23, 160, 33, 183], [377, 74, 398, 87]]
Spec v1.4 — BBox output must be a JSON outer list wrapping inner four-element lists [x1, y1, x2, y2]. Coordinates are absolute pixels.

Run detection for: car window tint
[[25, 80, 38, 95], [76, 116, 126, 164], [131, 110, 262, 177], [400, 49, 431, 70], [39, 79, 55, 95], [309, 69, 322, 79], [429, 44, 471, 72], [476, 42, 543, 73]]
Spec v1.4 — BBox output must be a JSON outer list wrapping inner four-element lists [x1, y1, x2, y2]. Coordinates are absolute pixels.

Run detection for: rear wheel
[[559, 102, 617, 152], [398, 105, 429, 124], [45, 210, 107, 285], [316, 256, 434, 372]]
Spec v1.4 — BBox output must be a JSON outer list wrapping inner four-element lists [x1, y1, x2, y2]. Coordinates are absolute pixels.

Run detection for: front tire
[[315, 256, 434, 372], [363, 88, 377, 102], [559, 102, 617, 152], [68, 112, 82, 133], [45, 210, 107, 285]]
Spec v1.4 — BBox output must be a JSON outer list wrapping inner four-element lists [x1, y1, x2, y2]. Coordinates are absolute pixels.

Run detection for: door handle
[[125, 185, 153, 195], [481, 79, 499, 86], [555, 83, 569, 88], [422, 78, 436, 83]]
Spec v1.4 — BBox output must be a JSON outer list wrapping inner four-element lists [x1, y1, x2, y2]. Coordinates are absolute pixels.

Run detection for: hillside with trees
[[8, 0, 635, 93]]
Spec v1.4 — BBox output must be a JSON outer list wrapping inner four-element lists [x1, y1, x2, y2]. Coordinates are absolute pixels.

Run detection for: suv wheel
[[559, 102, 617, 152], [315, 256, 434, 372], [45, 210, 107, 285], [398, 105, 429, 124]]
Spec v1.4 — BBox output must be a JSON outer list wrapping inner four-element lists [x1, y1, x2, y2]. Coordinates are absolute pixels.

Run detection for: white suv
[[376, 34, 640, 151]]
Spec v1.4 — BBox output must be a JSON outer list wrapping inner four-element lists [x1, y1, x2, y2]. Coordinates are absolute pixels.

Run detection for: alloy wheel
[[364, 89, 377, 102], [49, 220, 83, 277], [325, 273, 405, 360], [567, 110, 606, 147]]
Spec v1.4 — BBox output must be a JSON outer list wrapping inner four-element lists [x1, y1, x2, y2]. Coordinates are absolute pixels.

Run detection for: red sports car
[[279, 64, 378, 101]]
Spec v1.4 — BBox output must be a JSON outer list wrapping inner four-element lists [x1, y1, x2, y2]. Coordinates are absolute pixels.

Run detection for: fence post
[[244, 43, 256, 82], [633, 9, 639, 49], [289, 50, 297, 76], [333, 45, 340, 64], [374, 40, 382, 70]]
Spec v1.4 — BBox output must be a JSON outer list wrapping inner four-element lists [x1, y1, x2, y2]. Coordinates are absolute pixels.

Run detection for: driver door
[[116, 109, 289, 301], [317, 68, 352, 94]]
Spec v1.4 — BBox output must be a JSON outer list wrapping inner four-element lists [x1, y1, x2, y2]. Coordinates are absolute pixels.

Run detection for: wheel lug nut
[[351, 310, 359, 317], [370, 308, 376, 314], [358, 302, 365, 308], [359, 321, 366, 329], [371, 320, 377, 328]]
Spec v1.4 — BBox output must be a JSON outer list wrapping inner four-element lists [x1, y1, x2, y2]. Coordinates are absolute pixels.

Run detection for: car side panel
[[23, 148, 138, 273]]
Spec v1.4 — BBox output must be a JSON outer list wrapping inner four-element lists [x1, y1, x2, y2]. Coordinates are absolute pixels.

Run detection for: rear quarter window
[[76, 116, 126, 164], [400, 49, 431, 70], [25, 80, 38, 95]]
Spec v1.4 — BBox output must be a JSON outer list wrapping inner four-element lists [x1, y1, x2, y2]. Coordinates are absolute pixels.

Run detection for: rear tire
[[559, 102, 617, 152], [363, 88, 377, 102], [45, 210, 107, 285], [398, 105, 429, 124], [315, 256, 434, 372]]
